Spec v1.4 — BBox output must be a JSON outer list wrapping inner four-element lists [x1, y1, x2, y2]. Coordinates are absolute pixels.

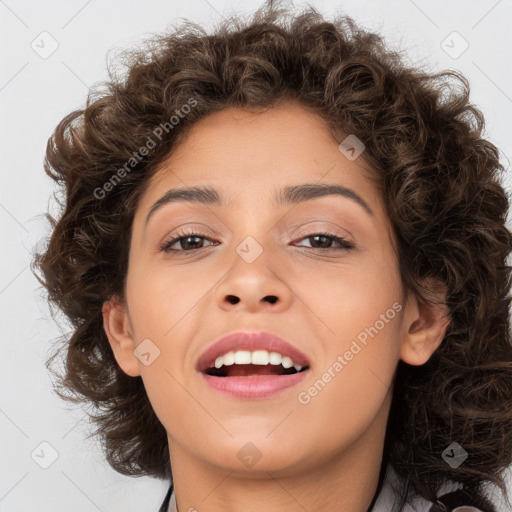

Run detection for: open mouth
[[201, 350, 310, 377], [205, 363, 310, 377], [198, 345, 311, 398]]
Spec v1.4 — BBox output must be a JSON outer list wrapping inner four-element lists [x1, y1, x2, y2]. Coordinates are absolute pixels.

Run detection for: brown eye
[[296, 233, 354, 250], [160, 232, 216, 253]]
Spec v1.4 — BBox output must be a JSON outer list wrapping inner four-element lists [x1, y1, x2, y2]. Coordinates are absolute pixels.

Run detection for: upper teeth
[[213, 350, 303, 372]]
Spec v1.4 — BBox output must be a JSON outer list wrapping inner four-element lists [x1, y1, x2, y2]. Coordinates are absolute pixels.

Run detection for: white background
[[1, 0, 511, 510]]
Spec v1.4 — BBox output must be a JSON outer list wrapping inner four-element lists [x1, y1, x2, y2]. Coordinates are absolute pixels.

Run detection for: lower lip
[[199, 371, 310, 399]]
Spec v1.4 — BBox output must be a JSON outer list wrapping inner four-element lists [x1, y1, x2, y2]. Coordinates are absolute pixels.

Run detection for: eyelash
[[159, 229, 355, 254]]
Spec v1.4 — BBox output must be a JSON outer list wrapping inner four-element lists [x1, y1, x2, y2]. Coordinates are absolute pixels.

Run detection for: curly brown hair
[[34, 4, 512, 511]]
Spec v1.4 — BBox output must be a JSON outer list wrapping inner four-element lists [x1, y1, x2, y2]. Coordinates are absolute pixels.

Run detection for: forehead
[[139, 101, 382, 211]]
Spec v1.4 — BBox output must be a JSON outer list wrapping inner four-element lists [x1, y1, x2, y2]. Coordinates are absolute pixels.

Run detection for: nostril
[[225, 295, 277, 304]]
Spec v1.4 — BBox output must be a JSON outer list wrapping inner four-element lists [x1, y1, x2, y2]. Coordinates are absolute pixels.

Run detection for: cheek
[[127, 262, 208, 339], [123, 266, 198, 403], [313, 251, 403, 343], [295, 310, 401, 451], [297, 253, 402, 424]]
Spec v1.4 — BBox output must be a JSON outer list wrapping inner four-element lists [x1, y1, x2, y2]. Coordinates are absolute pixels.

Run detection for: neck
[[167, 392, 391, 512]]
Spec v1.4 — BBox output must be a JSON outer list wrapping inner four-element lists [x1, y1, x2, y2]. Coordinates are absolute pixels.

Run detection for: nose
[[214, 241, 293, 313]]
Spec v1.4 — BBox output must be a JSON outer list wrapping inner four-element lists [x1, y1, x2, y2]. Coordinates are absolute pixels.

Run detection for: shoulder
[[370, 465, 491, 512]]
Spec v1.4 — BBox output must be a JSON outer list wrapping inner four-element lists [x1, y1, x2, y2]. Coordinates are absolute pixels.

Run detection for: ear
[[400, 281, 451, 366], [102, 295, 141, 377]]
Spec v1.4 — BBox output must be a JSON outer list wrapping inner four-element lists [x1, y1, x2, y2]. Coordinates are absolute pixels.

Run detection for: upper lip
[[196, 330, 312, 372]]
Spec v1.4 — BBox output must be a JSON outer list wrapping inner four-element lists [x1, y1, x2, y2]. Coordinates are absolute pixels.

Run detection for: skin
[[103, 100, 449, 512]]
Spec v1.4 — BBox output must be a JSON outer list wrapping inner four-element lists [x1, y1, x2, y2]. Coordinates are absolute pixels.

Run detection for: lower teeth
[[205, 364, 304, 377]]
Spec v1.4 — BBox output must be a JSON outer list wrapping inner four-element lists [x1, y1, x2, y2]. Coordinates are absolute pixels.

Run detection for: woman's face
[[106, 101, 422, 477]]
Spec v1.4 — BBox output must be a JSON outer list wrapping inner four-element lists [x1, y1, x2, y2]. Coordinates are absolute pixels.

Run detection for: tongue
[[225, 364, 289, 377]]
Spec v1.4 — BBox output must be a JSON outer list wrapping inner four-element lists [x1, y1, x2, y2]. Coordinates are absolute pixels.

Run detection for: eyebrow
[[144, 183, 374, 227]]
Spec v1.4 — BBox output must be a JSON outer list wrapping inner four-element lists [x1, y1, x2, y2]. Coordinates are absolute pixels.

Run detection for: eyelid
[[285, 220, 354, 244], [159, 222, 217, 242]]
